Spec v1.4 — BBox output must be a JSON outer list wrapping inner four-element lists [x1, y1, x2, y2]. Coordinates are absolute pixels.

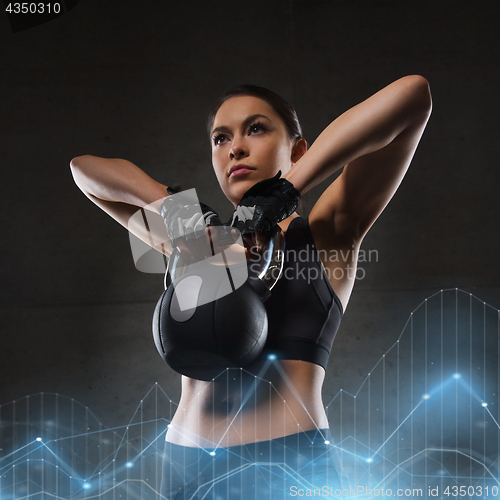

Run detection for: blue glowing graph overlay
[[325, 288, 500, 496], [0, 288, 499, 498]]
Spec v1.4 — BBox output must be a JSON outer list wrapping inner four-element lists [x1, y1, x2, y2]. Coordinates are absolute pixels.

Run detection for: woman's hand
[[159, 190, 224, 261], [229, 171, 301, 236]]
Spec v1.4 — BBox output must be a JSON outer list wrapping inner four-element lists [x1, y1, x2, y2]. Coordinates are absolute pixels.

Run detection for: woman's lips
[[229, 167, 253, 177], [228, 164, 255, 177]]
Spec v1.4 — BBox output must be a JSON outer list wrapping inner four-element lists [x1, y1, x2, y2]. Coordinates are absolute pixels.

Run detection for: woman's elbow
[[70, 155, 93, 191], [407, 75, 432, 116], [397, 75, 432, 125], [70, 155, 92, 172]]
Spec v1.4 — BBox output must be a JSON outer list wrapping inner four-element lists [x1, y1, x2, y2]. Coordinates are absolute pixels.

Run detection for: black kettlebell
[[152, 227, 285, 381]]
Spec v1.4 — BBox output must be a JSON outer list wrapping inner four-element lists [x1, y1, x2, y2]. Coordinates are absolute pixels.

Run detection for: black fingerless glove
[[161, 187, 222, 248], [229, 171, 301, 235]]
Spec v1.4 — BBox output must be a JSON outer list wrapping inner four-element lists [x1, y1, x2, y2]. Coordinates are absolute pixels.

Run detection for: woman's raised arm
[[285, 75, 432, 244], [70, 155, 172, 252]]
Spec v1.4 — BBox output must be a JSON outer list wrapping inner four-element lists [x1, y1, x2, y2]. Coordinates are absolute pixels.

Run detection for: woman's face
[[210, 95, 296, 206]]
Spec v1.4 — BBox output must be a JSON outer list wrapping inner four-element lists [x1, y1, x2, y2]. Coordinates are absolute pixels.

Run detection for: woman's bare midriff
[[165, 359, 329, 448]]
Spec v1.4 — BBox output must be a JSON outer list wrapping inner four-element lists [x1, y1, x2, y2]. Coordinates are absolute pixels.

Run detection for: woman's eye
[[249, 123, 265, 134], [213, 134, 227, 145]]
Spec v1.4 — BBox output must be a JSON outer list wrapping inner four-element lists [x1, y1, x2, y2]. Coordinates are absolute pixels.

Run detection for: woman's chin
[[228, 181, 257, 203]]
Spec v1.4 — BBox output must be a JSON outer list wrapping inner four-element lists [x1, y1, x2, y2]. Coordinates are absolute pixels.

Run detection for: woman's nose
[[229, 138, 248, 159]]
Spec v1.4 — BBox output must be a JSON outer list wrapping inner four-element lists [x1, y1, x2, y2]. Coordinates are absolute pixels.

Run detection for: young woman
[[70, 76, 432, 498]]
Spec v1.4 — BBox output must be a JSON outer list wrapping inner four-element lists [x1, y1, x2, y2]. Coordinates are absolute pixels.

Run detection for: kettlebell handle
[[163, 227, 285, 293], [164, 249, 179, 290], [251, 228, 285, 291]]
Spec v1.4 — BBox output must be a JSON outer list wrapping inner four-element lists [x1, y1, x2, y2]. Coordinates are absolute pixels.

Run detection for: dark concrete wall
[[1, 0, 499, 427]]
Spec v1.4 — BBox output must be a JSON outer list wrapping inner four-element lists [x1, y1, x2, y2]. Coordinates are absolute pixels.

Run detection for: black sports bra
[[255, 217, 343, 370]]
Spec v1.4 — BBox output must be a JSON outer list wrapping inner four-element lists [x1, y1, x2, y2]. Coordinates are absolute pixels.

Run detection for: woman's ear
[[291, 137, 308, 163]]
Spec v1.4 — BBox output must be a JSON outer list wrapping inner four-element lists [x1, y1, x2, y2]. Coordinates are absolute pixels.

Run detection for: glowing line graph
[[328, 377, 500, 483], [0, 288, 498, 499], [0, 375, 497, 498]]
